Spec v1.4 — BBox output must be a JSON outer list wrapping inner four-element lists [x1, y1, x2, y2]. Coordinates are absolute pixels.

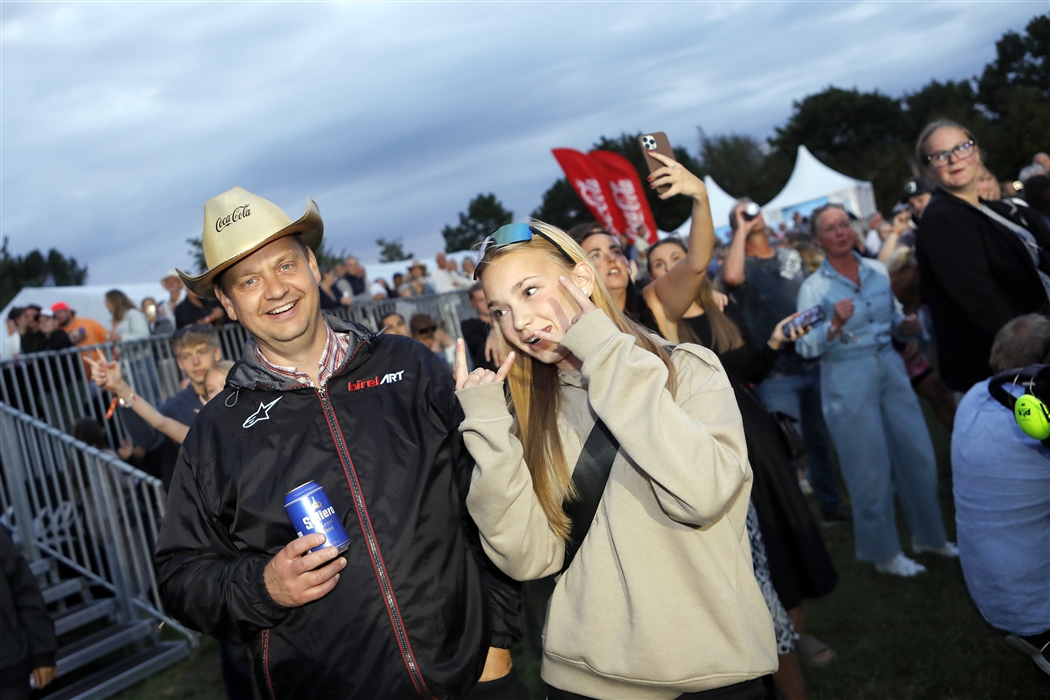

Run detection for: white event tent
[[760, 145, 876, 228], [662, 176, 738, 243]]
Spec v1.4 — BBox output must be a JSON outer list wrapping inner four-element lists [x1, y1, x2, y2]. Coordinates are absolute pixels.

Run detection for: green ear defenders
[[988, 364, 1050, 446]]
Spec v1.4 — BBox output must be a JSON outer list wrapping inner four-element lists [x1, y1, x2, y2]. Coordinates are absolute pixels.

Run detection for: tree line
[[441, 14, 1049, 251]]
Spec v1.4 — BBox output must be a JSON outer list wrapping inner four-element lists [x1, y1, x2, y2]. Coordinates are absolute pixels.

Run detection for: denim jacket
[[795, 253, 910, 360]]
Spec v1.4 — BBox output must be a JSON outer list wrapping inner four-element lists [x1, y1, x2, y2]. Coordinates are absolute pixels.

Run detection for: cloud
[[0, 1, 1040, 286]]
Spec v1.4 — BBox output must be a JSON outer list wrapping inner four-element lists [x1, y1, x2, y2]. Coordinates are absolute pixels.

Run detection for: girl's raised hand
[[454, 338, 515, 391], [533, 276, 598, 346], [647, 151, 706, 201]]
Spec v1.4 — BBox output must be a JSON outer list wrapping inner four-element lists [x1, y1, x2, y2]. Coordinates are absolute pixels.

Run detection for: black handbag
[[559, 419, 620, 574], [772, 410, 807, 460]]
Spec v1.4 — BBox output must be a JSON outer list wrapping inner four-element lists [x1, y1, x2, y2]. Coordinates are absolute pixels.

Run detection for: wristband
[[118, 392, 136, 409]]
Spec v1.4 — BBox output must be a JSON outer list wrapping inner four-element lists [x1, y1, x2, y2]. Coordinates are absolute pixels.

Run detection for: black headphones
[[987, 364, 1050, 448]]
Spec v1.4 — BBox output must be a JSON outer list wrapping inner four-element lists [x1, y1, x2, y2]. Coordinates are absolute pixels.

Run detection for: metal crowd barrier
[[0, 402, 198, 646], [0, 291, 476, 442]]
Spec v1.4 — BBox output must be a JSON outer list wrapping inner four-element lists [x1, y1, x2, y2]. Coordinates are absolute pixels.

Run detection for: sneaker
[[821, 504, 853, 524], [875, 553, 926, 577], [912, 540, 960, 558], [1005, 635, 1050, 677]]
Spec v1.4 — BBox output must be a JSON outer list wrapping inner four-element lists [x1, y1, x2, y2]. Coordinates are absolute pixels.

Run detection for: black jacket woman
[[914, 119, 1050, 392]]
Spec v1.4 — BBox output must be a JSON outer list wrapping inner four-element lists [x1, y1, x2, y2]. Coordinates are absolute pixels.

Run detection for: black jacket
[[1, 526, 57, 677], [916, 192, 1050, 391], [155, 319, 521, 700]]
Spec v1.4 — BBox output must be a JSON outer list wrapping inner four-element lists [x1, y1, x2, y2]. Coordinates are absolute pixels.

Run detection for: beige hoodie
[[457, 311, 777, 700]]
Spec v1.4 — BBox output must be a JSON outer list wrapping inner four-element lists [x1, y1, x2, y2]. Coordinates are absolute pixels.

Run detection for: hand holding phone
[[783, 305, 825, 337], [639, 132, 676, 194]]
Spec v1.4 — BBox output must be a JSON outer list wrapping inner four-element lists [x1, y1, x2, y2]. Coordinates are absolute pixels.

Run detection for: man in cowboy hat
[[155, 187, 525, 700]]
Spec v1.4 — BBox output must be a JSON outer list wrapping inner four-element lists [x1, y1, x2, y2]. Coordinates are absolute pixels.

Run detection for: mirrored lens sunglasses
[[473, 223, 574, 280]]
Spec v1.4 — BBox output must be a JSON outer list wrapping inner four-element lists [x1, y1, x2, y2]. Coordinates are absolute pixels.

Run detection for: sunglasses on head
[[474, 223, 574, 280]]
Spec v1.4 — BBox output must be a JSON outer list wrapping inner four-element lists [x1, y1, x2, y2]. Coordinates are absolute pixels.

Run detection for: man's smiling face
[[215, 236, 322, 357]]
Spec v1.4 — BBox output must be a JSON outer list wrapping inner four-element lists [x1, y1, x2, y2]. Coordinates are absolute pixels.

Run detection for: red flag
[[588, 151, 659, 244], [551, 148, 626, 235]]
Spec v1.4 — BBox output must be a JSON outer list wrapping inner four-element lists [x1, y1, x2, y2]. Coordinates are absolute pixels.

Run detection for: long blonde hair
[[476, 221, 677, 541]]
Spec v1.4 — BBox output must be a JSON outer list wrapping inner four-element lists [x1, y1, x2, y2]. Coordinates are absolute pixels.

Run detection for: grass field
[[113, 400, 1047, 699]]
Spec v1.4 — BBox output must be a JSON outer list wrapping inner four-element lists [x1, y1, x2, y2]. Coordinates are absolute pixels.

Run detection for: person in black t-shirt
[[175, 289, 227, 329]]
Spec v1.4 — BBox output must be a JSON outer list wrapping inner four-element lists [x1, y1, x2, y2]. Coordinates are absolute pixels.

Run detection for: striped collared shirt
[[255, 321, 352, 390]]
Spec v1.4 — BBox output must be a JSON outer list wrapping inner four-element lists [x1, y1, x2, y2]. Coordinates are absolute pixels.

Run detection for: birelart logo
[[348, 370, 404, 392]]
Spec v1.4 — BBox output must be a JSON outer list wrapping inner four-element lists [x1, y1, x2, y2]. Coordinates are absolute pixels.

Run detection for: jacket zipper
[[261, 629, 276, 700], [315, 341, 435, 699]]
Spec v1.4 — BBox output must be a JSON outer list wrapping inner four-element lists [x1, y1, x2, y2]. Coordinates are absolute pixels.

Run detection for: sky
[[1, 1, 1043, 285]]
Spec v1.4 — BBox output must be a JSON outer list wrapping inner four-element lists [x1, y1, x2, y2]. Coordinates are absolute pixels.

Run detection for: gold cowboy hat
[[177, 186, 323, 298]]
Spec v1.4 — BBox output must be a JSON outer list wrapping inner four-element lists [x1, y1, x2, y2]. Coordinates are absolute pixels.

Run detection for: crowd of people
[[1, 121, 1048, 700]]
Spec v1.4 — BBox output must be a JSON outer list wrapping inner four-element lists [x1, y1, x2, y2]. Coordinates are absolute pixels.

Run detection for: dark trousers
[[220, 642, 255, 700], [546, 676, 775, 700], [462, 669, 531, 700]]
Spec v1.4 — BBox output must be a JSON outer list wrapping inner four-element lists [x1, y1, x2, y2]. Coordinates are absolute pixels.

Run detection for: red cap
[[51, 302, 70, 312]]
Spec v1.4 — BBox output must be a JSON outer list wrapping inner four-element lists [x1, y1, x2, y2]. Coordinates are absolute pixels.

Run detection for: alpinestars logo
[[243, 397, 282, 428], [348, 370, 404, 392]]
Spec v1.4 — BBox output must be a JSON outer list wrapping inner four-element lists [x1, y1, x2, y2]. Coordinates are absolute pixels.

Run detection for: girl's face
[[482, 247, 592, 368], [924, 126, 981, 192], [647, 242, 686, 281], [580, 234, 629, 292]]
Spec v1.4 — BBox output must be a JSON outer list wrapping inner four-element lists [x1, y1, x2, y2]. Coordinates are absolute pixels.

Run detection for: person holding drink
[[155, 186, 526, 700]]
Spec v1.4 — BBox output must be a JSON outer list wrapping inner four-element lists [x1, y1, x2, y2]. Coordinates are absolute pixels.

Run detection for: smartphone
[[784, 305, 826, 336], [638, 132, 676, 194]]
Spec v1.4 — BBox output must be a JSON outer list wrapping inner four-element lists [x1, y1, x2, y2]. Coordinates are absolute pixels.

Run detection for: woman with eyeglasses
[[797, 204, 956, 578], [455, 221, 777, 700], [914, 119, 1050, 393]]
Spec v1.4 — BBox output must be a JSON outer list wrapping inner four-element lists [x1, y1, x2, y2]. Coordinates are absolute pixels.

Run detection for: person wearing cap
[[161, 270, 185, 320], [51, 302, 108, 351], [37, 310, 74, 352], [901, 178, 933, 221], [400, 260, 436, 297], [154, 187, 526, 700]]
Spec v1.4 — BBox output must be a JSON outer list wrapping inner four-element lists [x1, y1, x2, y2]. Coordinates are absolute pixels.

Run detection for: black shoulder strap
[[560, 420, 619, 574]]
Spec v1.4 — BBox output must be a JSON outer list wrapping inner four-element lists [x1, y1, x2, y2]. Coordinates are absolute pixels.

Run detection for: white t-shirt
[[1, 331, 21, 359], [864, 229, 883, 256]]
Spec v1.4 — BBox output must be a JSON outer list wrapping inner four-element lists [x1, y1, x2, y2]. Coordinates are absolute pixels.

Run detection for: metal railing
[[0, 403, 198, 646], [0, 291, 476, 441]]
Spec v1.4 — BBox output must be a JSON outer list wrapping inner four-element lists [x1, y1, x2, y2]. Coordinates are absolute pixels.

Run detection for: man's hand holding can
[[263, 534, 346, 608]]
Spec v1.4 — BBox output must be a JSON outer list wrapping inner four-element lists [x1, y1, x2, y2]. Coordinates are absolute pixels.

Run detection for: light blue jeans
[[820, 345, 948, 563], [755, 364, 843, 513]]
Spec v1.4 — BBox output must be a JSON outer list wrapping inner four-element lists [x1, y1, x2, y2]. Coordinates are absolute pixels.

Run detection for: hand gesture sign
[[647, 151, 707, 201], [530, 276, 599, 347], [85, 349, 124, 393], [455, 338, 515, 391]]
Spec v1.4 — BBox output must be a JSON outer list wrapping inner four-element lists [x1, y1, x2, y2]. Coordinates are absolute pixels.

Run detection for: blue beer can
[[283, 481, 351, 553]]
